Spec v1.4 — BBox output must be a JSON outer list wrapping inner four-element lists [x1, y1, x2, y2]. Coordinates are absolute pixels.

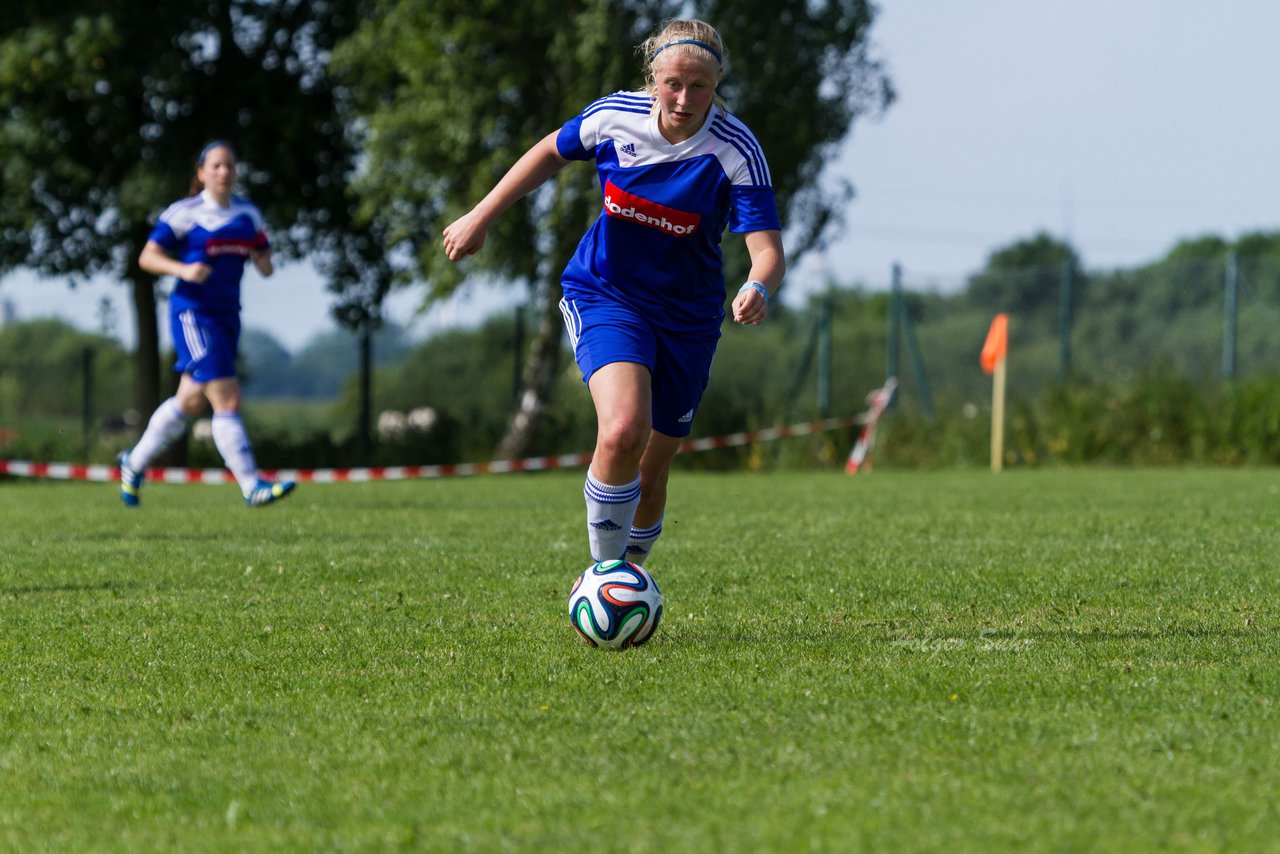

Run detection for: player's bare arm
[[139, 239, 211, 283], [732, 229, 785, 326], [251, 247, 273, 277], [442, 132, 570, 261]]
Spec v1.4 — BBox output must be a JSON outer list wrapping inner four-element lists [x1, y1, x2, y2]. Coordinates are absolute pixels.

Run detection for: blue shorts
[[171, 307, 240, 382], [559, 291, 719, 437]]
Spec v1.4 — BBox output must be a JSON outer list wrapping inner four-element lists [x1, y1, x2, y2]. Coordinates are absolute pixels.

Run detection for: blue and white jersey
[[556, 91, 780, 334], [146, 189, 270, 314]]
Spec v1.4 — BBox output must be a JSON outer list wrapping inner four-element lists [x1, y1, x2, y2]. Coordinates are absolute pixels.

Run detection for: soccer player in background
[[117, 141, 296, 508], [443, 18, 785, 565]]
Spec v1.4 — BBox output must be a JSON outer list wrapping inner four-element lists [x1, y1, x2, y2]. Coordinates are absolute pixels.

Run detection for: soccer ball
[[568, 560, 663, 649]]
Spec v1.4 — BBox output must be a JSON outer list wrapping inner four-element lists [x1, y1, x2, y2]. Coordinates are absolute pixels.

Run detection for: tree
[[0, 1, 366, 419], [0, 318, 132, 419], [966, 232, 1082, 317], [333, 0, 892, 459]]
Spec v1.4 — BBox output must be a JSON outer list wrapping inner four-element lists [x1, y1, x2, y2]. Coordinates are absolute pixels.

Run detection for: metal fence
[[3, 251, 1278, 463], [0, 347, 120, 459], [876, 252, 1280, 417]]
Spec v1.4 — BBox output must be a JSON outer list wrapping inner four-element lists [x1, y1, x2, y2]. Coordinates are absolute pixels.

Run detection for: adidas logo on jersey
[[619, 142, 637, 157]]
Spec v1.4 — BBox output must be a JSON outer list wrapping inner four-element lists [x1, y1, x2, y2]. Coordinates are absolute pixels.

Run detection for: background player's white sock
[[128, 397, 189, 469], [625, 515, 663, 565], [211, 412, 260, 494], [584, 472, 641, 562]]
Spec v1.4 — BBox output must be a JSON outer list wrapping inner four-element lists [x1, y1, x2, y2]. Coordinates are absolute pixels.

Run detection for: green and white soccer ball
[[568, 559, 663, 649]]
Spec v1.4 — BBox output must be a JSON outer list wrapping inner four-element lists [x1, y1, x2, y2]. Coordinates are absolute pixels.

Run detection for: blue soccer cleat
[[244, 478, 296, 507], [118, 451, 144, 508]]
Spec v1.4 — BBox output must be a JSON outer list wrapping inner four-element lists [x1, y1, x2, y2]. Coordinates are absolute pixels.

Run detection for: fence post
[[1221, 252, 1238, 379], [886, 263, 901, 397], [358, 321, 373, 451], [513, 304, 525, 401], [1058, 259, 1073, 383], [816, 288, 832, 418], [900, 294, 935, 420], [82, 347, 94, 461], [783, 311, 819, 421]]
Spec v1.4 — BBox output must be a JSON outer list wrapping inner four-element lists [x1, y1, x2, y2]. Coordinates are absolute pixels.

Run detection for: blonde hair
[[639, 19, 728, 111]]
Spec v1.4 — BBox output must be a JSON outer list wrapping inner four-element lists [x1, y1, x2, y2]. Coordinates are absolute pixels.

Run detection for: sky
[[1, 0, 1277, 349]]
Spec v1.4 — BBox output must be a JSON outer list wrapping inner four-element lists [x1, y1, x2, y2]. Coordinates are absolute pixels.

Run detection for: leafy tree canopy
[[1166, 231, 1280, 261], [332, 0, 892, 456], [333, 0, 894, 294], [1233, 231, 1280, 258], [1165, 234, 1231, 264], [0, 1, 370, 412], [966, 231, 1080, 316], [0, 0, 359, 276]]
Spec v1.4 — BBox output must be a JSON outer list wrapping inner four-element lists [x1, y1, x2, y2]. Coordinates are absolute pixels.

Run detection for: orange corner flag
[[980, 313, 1008, 375]]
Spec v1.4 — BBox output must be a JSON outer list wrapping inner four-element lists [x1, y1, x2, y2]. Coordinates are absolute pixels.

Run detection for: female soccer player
[[118, 141, 295, 507], [443, 19, 784, 564]]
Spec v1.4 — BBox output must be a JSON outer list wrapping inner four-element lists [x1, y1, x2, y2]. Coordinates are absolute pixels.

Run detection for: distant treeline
[[3, 230, 1279, 468]]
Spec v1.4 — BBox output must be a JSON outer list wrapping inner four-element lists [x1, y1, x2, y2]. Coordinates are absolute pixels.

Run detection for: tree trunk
[[128, 263, 190, 466], [494, 279, 564, 461], [358, 319, 373, 453], [127, 262, 161, 420], [494, 165, 595, 462]]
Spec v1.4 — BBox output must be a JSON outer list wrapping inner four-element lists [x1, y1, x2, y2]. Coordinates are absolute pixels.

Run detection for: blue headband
[[651, 38, 722, 65], [198, 140, 234, 165]]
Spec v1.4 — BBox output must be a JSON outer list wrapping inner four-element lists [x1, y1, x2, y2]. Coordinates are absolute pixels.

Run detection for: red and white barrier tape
[[845, 378, 898, 474], [0, 414, 863, 484]]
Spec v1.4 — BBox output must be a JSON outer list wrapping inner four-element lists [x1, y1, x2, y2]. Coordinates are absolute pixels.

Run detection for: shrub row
[[880, 373, 1280, 468]]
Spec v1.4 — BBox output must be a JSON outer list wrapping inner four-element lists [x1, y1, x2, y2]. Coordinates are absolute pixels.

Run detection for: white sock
[[584, 472, 641, 563], [128, 397, 189, 470], [211, 412, 259, 494], [626, 515, 664, 566]]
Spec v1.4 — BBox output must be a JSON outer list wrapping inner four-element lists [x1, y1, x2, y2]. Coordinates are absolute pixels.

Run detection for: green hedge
[[879, 373, 1280, 468]]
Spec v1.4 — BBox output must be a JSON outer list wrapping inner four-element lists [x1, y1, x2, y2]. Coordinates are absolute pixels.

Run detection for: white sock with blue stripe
[[128, 397, 188, 470], [584, 472, 641, 563], [626, 515, 663, 566], [211, 412, 259, 494]]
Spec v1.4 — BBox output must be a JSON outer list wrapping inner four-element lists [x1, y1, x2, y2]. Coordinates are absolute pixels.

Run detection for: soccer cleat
[[118, 451, 144, 507], [244, 479, 296, 507]]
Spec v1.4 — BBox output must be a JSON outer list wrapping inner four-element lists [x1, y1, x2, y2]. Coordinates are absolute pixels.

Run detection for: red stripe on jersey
[[602, 180, 701, 237], [204, 237, 256, 257]]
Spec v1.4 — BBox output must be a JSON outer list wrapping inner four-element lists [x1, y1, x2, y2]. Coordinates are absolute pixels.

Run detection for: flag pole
[[991, 354, 1005, 472], [980, 313, 1009, 473]]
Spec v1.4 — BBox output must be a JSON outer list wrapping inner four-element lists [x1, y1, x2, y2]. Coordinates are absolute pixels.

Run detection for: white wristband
[[738, 280, 769, 302]]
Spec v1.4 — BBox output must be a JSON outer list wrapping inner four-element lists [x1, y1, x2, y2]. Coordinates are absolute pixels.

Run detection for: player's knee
[[175, 393, 206, 419], [210, 394, 241, 415], [204, 382, 241, 414], [597, 417, 648, 462]]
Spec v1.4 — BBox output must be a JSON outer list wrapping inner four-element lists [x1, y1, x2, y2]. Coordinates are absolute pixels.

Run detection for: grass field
[[2, 469, 1278, 851]]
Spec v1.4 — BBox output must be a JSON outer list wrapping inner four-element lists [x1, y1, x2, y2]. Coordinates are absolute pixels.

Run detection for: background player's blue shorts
[[170, 307, 240, 382], [560, 291, 719, 438]]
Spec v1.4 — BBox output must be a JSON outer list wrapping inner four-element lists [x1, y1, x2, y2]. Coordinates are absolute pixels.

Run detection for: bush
[[878, 373, 1280, 468]]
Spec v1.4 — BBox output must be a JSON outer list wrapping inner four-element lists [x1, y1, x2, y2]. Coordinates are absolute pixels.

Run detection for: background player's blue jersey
[[147, 190, 269, 314], [556, 91, 781, 335]]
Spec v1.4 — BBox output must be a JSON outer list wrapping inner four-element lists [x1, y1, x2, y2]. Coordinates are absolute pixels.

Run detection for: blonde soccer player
[[444, 19, 784, 564]]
